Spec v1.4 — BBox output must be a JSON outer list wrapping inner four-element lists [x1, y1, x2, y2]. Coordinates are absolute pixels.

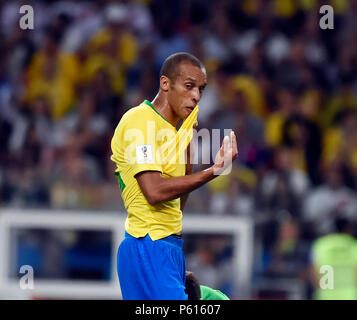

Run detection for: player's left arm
[[180, 141, 194, 210]]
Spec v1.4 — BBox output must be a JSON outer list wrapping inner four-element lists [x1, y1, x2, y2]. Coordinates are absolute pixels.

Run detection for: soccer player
[[185, 271, 230, 300], [111, 52, 238, 300]]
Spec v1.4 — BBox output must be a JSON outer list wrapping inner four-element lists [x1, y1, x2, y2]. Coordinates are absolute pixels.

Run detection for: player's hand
[[212, 131, 238, 175]]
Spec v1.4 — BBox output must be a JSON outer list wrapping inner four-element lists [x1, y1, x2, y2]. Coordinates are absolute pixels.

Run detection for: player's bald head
[[160, 52, 205, 83]]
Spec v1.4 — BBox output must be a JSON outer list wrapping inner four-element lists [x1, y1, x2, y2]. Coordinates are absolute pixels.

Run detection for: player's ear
[[160, 75, 170, 92]]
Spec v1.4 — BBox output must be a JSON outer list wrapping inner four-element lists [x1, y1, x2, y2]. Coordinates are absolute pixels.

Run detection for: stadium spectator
[[302, 161, 357, 237], [25, 26, 80, 120], [310, 216, 357, 300], [262, 214, 309, 279], [256, 146, 310, 219], [264, 88, 298, 147]]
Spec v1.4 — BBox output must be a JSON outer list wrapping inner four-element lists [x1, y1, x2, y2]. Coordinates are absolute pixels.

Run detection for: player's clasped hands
[[212, 131, 238, 175]]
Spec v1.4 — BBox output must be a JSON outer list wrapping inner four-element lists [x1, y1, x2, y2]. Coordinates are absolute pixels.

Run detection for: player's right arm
[[136, 132, 238, 206]]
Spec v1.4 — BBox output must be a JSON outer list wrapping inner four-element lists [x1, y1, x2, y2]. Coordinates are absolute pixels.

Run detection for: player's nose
[[192, 88, 200, 104]]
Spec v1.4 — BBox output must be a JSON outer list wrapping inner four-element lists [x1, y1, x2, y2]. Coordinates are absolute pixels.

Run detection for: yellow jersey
[[111, 100, 198, 240]]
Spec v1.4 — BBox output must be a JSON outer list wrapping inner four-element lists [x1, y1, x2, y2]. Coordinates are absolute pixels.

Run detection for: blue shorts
[[117, 231, 188, 300]]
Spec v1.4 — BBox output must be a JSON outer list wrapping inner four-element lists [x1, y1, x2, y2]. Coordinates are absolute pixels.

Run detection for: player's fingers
[[231, 131, 238, 157], [219, 139, 224, 157], [220, 136, 227, 157], [223, 135, 229, 155], [193, 120, 198, 128]]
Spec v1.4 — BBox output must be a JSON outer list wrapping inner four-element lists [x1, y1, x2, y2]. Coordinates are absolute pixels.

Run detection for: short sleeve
[[131, 144, 163, 177], [111, 114, 163, 178]]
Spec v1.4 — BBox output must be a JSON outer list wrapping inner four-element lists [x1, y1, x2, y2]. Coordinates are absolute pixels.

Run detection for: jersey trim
[[115, 170, 126, 192], [143, 100, 174, 128]]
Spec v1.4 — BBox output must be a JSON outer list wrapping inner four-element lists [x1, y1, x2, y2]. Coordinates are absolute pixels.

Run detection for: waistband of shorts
[[125, 231, 183, 248]]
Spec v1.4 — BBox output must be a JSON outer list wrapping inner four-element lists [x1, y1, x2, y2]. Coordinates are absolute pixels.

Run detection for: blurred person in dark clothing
[[321, 73, 357, 130], [84, 69, 123, 130], [186, 241, 220, 290], [322, 109, 357, 189], [4, 27, 36, 84], [203, 62, 236, 128], [262, 213, 309, 279], [207, 164, 256, 216], [256, 146, 310, 219], [4, 121, 50, 207], [210, 84, 264, 168], [303, 161, 357, 237], [200, 5, 239, 63], [295, 88, 323, 184], [277, 37, 315, 91], [0, 115, 13, 165], [282, 112, 322, 186], [265, 87, 299, 148], [186, 235, 234, 295]]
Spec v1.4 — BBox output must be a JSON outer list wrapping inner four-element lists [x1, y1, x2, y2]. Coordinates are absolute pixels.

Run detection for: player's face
[[168, 62, 207, 120]]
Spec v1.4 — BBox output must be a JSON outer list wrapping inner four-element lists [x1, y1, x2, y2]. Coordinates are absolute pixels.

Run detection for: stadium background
[[1, 0, 357, 299]]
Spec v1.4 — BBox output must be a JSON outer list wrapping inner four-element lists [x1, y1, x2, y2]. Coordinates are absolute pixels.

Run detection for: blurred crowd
[[1, 0, 357, 299]]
